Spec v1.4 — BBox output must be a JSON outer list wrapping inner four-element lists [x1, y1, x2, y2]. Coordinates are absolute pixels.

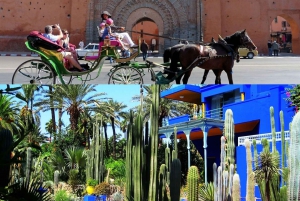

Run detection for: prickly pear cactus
[[187, 166, 200, 201]]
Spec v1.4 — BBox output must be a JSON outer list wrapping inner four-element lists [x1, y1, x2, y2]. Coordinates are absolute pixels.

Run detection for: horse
[[163, 29, 257, 84]]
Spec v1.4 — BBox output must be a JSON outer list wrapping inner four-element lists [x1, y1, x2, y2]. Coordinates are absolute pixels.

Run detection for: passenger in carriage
[[101, 11, 138, 48], [101, 19, 129, 51], [43, 24, 86, 72], [60, 29, 79, 62]]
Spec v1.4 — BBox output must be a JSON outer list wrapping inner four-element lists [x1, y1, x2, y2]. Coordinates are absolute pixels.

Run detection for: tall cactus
[[224, 109, 235, 166], [170, 159, 181, 201], [148, 84, 160, 201], [245, 139, 255, 201], [86, 120, 105, 183], [0, 129, 13, 188], [220, 136, 226, 171], [270, 106, 277, 153], [217, 166, 222, 201], [232, 173, 241, 201], [252, 139, 258, 168], [213, 163, 218, 201], [287, 111, 300, 201], [165, 147, 171, 185], [187, 166, 200, 201], [26, 147, 32, 182]]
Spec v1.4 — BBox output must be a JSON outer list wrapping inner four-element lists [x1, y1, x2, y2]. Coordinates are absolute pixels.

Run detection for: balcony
[[238, 131, 290, 146]]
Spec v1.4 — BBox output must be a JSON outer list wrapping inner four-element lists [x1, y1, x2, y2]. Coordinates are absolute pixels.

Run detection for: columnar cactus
[[86, 120, 105, 183], [232, 173, 241, 201], [148, 84, 160, 201], [170, 159, 181, 201], [288, 111, 300, 201], [26, 147, 32, 181], [245, 139, 255, 201], [270, 106, 277, 153], [213, 163, 218, 201], [224, 109, 235, 165], [187, 166, 200, 201], [158, 164, 167, 201], [252, 139, 258, 168], [217, 166, 223, 201], [165, 147, 170, 184], [54, 170, 59, 187], [0, 129, 13, 188], [220, 136, 226, 171], [173, 127, 178, 160]]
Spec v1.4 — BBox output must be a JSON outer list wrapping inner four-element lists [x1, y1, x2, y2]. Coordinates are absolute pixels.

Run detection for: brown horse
[[163, 29, 257, 84]]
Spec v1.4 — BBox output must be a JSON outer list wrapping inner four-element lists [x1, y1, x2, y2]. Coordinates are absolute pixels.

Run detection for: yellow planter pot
[[86, 186, 95, 195]]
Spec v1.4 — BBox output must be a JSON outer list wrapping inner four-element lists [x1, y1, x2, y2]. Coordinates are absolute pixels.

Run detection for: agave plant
[[0, 178, 52, 201], [199, 182, 214, 201]]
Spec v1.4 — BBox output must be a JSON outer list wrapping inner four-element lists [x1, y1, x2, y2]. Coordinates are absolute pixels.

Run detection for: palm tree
[[0, 94, 21, 133], [103, 100, 127, 159], [77, 110, 93, 149], [50, 84, 107, 132]]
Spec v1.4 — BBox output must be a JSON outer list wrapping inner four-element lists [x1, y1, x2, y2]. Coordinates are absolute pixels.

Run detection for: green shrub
[[54, 190, 71, 201], [87, 178, 98, 187]]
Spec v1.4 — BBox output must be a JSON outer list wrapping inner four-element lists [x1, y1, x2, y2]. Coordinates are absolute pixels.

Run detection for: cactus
[[148, 84, 160, 201], [0, 129, 13, 188], [287, 111, 300, 201], [245, 139, 255, 201], [252, 139, 258, 168], [158, 164, 167, 201], [173, 127, 178, 159], [224, 109, 235, 166], [213, 163, 218, 201], [232, 173, 241, 201], [26, 147, 32, 182], [187, 166, 200, 201], [54, 170, 59, 187], [228, 164, 234, 197], [220, 136, 226, 171], [86, 120, 105, 183], [170, 159, 181, 201], [270, 106, 278, 153], [217, 166, 222, 201], [261, 138, 270, 152], [223, 170, 229, 199], [165, 147, 170, 185]]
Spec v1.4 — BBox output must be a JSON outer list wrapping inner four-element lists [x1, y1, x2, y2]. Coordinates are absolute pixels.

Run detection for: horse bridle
[[240, 33, 254, 50]]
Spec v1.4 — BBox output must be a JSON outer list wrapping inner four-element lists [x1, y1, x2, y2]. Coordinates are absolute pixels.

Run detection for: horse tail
[[163, 47, 172, 63]]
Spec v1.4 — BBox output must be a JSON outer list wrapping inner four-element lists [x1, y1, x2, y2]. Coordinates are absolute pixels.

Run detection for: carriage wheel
[[12, 59, 56, 84], [108, 66, 143, 84]]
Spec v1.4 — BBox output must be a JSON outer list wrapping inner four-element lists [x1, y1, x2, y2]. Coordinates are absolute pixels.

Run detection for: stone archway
[[125, 8, 164, 53]]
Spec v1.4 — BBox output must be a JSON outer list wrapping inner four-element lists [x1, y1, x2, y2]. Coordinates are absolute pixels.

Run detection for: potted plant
[[93, 182, 110, 201], [86, 178, 98, 195]]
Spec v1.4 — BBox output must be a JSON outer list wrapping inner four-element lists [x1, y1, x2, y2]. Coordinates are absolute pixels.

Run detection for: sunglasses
[[63, 32, 68, 35]]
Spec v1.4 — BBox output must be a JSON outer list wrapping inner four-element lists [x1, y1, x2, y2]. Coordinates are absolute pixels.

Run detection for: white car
[[76, 43, 99, 59]]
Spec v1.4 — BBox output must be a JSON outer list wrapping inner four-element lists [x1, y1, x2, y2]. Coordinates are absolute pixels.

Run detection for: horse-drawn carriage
[[11, 31, 175, 85], [12, 29, 256, 85]]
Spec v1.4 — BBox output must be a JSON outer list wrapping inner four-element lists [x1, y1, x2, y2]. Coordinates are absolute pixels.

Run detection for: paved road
[[0, 56, 300, 84]]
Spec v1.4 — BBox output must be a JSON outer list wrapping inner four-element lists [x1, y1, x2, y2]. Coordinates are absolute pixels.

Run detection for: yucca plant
[[199, 182, 214, 201], [0, 178, 52, 201]]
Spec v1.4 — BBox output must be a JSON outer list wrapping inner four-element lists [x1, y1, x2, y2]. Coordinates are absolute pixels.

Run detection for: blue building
[[159, 84, 295, 200]]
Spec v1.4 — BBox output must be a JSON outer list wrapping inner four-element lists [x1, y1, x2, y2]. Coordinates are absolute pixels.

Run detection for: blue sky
[[0, 84, 146, 138]]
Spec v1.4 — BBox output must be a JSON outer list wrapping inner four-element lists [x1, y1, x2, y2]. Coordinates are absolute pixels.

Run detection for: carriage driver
[[43, 24, 86, 71]]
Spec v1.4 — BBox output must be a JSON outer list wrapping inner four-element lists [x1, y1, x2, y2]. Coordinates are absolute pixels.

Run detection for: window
[[274, 17, 278, 23], [86, 45, 94, 50], [282, 21, 287, 27], [95, 45, 99, 49]]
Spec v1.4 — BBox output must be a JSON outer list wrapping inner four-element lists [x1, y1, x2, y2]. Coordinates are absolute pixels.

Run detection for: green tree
[[286, 85, 300, 113], [0, 94, 21, 133], [103, 100, 127, 159]]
